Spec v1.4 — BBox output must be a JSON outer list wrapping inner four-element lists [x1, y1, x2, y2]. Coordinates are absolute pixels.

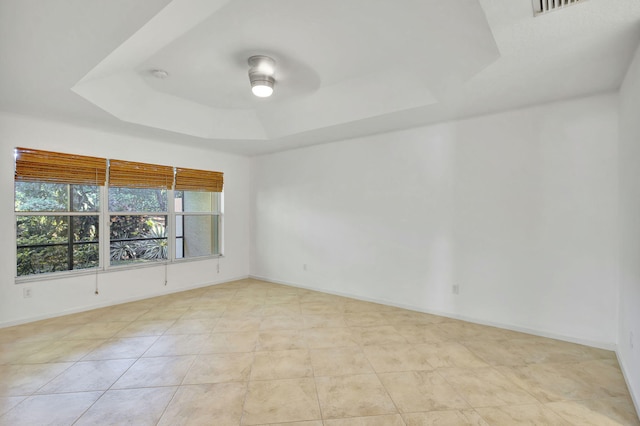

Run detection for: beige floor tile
[[257, 329, 307, 351], [475, 404, 573, 425], [305, 327, 360, 349], [260, 315, 305, 330], [242, 378, 321, 425], [413, 342, 489, 369], [0, 340, 51, 365], [180, 307, 226, 319], [436, 322, 515, 341], [82, 336, 158, 360], [324, 414, 405, 425], [378, 370, 469, 413], [183, 353, 253, 384], [344, 301, 392, 313], [0, 363, 72, 396], [351, 326, 409, 346], [382, 311, 446, 325], [302, 314, 348, 328], [0, 391, 102, 426], [36, 359, 134, 393], [115, 319, 175, 337], [301, 302, 345, 315], [393, 324, 446, 344], [143, 334, 205, 357], [262, 303, 302, 316], [137, 308, 188, 321], [1, 279, 636, 426], [200, 331, 258, 354], [497, 359, 630, 403], [310, 347, 374, 377], [157, 383, 246, 426], [546, 397, 640, 426], [19, 339, 103, 364], [215, 316, 262, 332], [461, 339, 527, 367], [344, 312, 390, 327], [403, 409, 489, 426], [438, 367, 538, 407], [251, 349, 312, 380], [62, 321, 130, 340], [315, 374, 397, 419], [74, 387, 176, 426], [0, 396, 26, 416], [112, 355, 195, 388], [164, 318, 218, 335], [363, 344, 433, 373]]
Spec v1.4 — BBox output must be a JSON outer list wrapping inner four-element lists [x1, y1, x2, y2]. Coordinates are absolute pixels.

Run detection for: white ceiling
[[1, 0, 639, 156]]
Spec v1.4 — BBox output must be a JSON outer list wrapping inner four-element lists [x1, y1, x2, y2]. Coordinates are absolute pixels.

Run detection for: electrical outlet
[[303, 264, 307, 271], [23, 287, 32, 298], [452, 285, 459, 295], [631, 331, 635, 350]]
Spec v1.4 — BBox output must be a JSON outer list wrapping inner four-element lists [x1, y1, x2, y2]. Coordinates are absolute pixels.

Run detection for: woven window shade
[[15, 147, 107, 185], [175, 167, 224, 192], [109, 159, 174, 189]]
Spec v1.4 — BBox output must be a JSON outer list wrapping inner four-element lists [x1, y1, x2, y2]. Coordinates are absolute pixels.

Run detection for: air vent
[[533, 0, 586, 16]]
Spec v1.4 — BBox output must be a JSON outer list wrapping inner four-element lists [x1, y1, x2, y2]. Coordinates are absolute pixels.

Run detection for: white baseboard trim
[[616, 350, 640, 420], [0, 275, 249, 329], [249, 274, 616, 351]]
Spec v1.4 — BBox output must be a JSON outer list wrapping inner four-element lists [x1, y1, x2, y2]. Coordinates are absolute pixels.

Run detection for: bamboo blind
[[175, 167, 224, 192], [14, 147, 107, 185], [109, 159, 174, 189]]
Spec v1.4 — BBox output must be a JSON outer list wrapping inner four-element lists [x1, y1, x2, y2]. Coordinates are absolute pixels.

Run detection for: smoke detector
[[533, 0, 587, 16]]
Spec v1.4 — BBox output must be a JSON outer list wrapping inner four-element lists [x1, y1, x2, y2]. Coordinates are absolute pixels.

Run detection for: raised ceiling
[[1, 0, 640, 156]]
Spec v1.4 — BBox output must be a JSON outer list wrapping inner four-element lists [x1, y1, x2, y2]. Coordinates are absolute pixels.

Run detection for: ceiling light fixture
[[248, 55, 276, 98]]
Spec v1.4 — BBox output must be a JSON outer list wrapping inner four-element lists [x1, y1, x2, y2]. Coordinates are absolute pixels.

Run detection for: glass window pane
[[176, 214, 218, 258], [17, 246, 68, 276], [110, 215, 167, 265], [71, 185, 99, 212], [15, 182, 68, 212], [174, 191, 217, 212], [73, 243, 99, 270], [72, 216, 99, 242], [17, 216, 68, 246], [108, 187, 167, 212]]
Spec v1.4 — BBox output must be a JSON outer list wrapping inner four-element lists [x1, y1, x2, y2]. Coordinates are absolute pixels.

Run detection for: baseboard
[[0, 274, 249, 329], [249, 274, 616, 351], [616, 350, 640, 420]]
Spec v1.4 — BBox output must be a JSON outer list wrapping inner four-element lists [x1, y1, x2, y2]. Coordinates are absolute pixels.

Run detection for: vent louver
[[533, 0, 586, 16]]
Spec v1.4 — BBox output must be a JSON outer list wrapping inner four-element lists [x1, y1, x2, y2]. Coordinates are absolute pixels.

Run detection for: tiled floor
[[0, 278, 638, 425]]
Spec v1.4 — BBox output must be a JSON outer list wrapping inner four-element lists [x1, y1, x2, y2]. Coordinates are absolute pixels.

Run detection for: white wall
[[251, 93, 619, 348], [0, 113, 251, 326], [618, 43, 640, 413]]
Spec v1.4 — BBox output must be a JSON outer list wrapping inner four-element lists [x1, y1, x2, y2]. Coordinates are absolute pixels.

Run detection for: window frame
[[14, 151, 224, 282]]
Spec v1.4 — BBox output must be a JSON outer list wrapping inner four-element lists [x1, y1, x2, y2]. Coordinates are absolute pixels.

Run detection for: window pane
[[108, 187, 167, 212], [110, 215, 167, 264], [71, 185, 99, 212], [15, 182, 68, 212], [72, 216, 99, 242], [174, 191, 217, 212], [17, 245, 68, 276], [16, 215, 100, 276], [17, 216, 68, 246], [73, 243, 99, 270], [176, 214, 218, 258]]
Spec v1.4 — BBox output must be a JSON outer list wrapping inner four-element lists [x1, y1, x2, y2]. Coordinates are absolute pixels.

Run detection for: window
[[14, 148, 106, 276], [174, 167, 223, 259], [15, 148, 224, 279], [175, 191, 221, 258]]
